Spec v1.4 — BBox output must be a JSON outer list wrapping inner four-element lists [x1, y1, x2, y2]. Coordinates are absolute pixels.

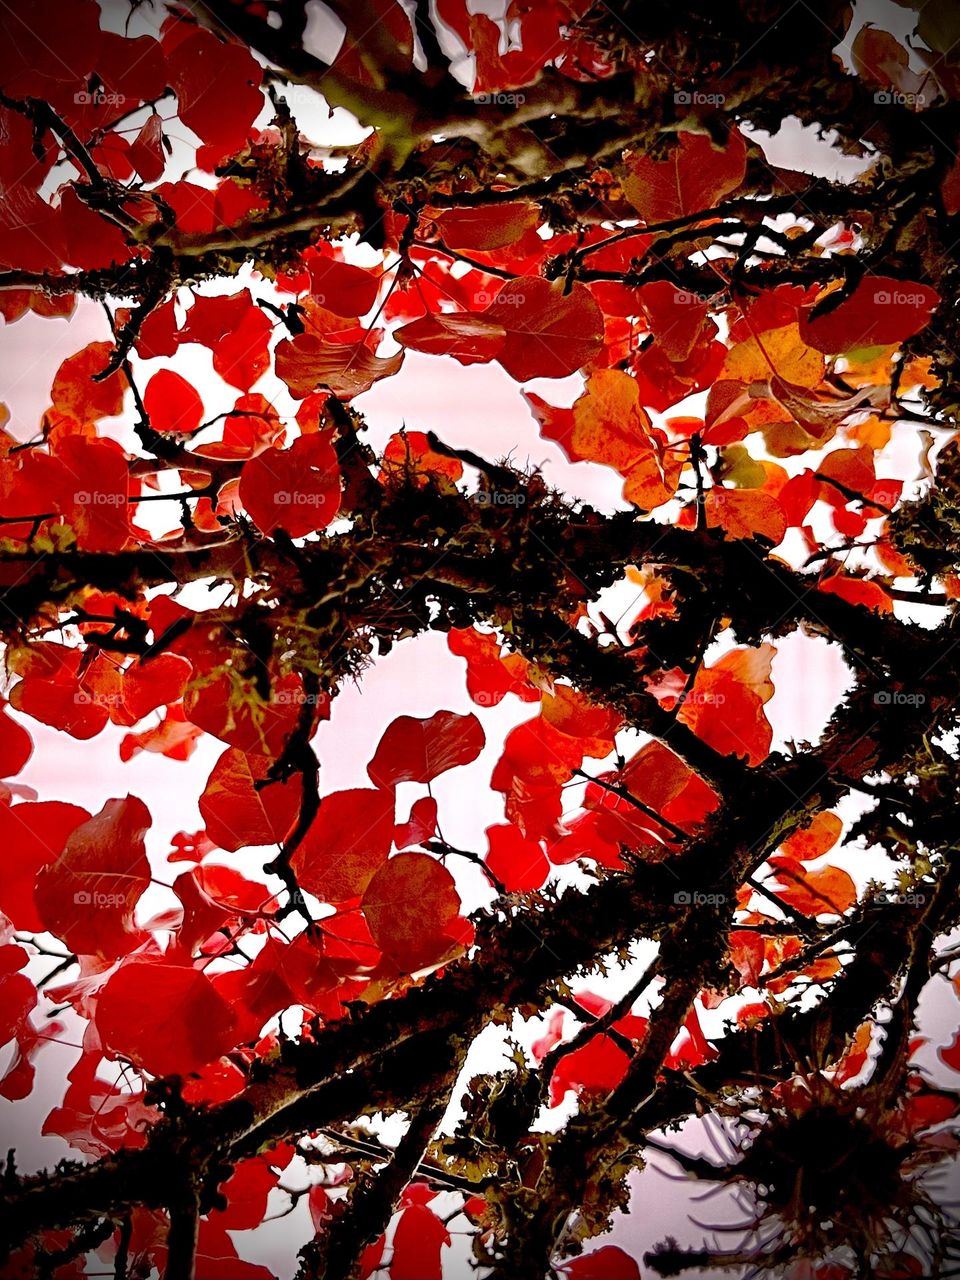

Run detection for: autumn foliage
[[1, 1, 960, 1278]]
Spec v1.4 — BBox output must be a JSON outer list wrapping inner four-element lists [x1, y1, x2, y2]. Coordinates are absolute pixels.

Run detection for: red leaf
[[381, 430, 464, 485], [367, 710, 485, 789], [361, 853, 463, 972], [939, 1030, 960, 1073], [559, 1246, 641, 1279], [678, 647, 775, 766], [136, 299, 179, 359], [128, 115, 165, 183], [541, 685, 621, 757], [799, 277, 940, 353], [51, 341, 125, 422], [431, 201, 540, 250], [276, 335, 404, 399], [120, 706, 203, 763], [213, 306, 273, 390], [484, 823, 549, 891], [390, 1203, 450, 1280], [0, 0, 103, 102], [0, 970, 37, 1045], [34, 796, 152, 958], [394, 310, 507, 365], [173, 863, 270, 957], [549, 1024, 639, 1106], [624, 129, 747, 221], [199, 748, 302, 852], [483, 277, 603, 382], [183, 670, 322, 757], [193, 394, 284, 461], [306, 253, 380, 317], [210, 1152, 286, 1231], [0, 700, 32, 777], [308, 1185, 330, 1233], [291, 788, 395, 902], [638, 280, 711, 362], [97, 959, 237, 1077], [9, 643, 109, 739], [56, 436, 131, 552], [447, 627, 540, 707], [394, 796, 438, 849], [0, 800, 89, 932], [143, 370, 204, 436], [117, 654, 192, 723], [59, 187, 132, 271], [164, 27, 263, 161], [239, 433, 342, 537], [529, 369, 683, 509]]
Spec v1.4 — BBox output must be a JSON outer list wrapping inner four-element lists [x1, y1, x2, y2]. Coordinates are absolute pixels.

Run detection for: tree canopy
[[1, 1, 960, 1277]]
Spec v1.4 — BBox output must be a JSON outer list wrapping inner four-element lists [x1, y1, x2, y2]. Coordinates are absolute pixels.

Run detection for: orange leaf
[[623, 129, 747, 222], [704, 488, 787, 543], [276, 335, 404, 399], [781, 811, 843, 861], [818, 574, 893, 613]]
